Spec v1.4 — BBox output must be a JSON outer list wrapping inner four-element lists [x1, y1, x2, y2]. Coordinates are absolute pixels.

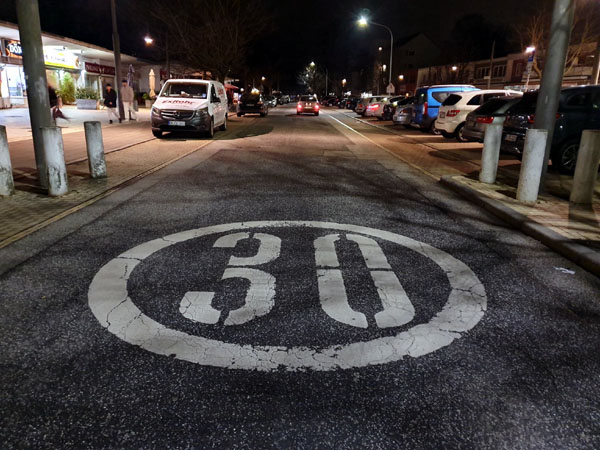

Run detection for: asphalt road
[[1, 104, 599, 449]]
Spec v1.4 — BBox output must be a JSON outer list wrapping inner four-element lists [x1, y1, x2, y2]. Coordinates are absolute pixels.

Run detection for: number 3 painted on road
[[179, 232, 281, 325]]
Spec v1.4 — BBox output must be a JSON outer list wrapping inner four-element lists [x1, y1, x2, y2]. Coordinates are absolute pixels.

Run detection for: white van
[[151, 79, 228, 138]]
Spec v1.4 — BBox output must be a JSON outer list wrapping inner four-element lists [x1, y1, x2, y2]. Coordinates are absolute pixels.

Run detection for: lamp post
[[359, 16, 394, 93], [144, 31, 171, 82]]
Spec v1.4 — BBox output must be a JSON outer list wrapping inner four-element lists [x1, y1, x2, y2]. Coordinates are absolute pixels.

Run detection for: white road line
[[371, 270, 415, 328], [180, 291, 220, 324], [347, 234, 392, 269], [314, 234, 341, 268], [214, 232, 281, 266], [222, 268, 276, 326], [316, 268, 368, 329]]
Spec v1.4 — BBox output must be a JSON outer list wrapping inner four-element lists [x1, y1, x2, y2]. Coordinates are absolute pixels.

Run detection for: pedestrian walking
[[104, 84, 120, 124], [121, 79, 137, 121], [48, 85, 68, 122]]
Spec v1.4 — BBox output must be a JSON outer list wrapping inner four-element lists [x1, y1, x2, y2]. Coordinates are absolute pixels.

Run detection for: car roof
[[419, 85, 477, 90], [166, 79, 212, 84]]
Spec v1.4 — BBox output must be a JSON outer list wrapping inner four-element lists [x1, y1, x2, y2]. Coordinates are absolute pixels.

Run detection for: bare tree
[[149, 0, 273, 81], [516, 0, 600, 79]]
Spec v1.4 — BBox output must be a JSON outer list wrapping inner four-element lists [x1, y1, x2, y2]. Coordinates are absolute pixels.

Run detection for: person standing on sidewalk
[[121, 79, 137, 121], [104, 84, 120, 124]]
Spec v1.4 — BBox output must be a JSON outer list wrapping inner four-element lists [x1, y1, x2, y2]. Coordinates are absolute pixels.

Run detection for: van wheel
[[220, 115, 227, 131], [152, 130, 163, 138], [206, 117, 214, 138], [552, 139, 579, 174], [455, 123, 468, 142]]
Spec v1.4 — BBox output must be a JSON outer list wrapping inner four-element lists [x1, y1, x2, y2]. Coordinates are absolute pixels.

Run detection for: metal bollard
[[517, 129, 548, 204], [570, 130, 600, 204], [0, 125, 15, 196], [84, 121, 107, 179], [41, 126, 68, 196], [479, 123, 503, 184]]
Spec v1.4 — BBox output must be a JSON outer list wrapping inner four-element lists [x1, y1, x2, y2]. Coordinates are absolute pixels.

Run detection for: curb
[[440, 175, 600, 277]]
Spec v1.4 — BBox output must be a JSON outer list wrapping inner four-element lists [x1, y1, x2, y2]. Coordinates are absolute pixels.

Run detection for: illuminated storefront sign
[[3, 39, 23, 58], [43, 48, 79, 69], [84, 62, 115, 76]]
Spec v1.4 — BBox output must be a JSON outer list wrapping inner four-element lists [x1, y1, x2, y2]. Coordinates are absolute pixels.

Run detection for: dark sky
[[0, 0, 545, 89]]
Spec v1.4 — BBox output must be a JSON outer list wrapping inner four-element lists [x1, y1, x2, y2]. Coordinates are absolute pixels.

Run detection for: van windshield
[[162, 83, 208, 99]]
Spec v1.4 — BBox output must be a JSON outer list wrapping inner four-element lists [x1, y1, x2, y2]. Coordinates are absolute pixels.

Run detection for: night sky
[[0, 0, 545, 89]]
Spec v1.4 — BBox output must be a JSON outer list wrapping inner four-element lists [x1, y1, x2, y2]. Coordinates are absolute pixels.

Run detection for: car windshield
[[475, 97, 513, 115], [240, 94, 260, 102], [162, 83, 207, 99], [300, 96, 317, 102]]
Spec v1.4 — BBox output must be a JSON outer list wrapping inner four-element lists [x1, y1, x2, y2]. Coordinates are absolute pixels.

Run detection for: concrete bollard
[[479, 123, 503, 184], [41, 126, 68, 196], [0, 125, 15, 196], [570, 130, 600, 204], [517, 128, 548, 204], [84, 121, 107, 179]]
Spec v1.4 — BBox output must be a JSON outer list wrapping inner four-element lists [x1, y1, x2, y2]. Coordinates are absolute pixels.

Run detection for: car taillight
[[315, 104, 320, 110], [257, 102, 263, 105], [423, 101, 428, 116], [446, 110, 460, 117], [476, 116, 494, 124], [297, 103, 303, 109], [527, 114, 535, 124]]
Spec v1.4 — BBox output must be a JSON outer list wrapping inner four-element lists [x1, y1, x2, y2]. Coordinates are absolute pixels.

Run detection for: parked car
[[237, 92, 269, 117], [279, 94, 290, 105], [411, 85, 478, 133], [265, 95, 278, 108], [393, 99, 416, 128], [356, 96, 387, 117], [344, 96, 359, 110], [365, 96, 393, 119], [383, 96, 412, 121], [151, 79, 228, 138], [462, 96, 523, 143], [435, 89, 521, 142], [297, 94, 320, 116], [501, 86, 600, 173]]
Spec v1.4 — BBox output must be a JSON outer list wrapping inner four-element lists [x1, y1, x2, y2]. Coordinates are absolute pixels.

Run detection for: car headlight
[[151, 106, 160, 116], [195, 107, 209, 118]]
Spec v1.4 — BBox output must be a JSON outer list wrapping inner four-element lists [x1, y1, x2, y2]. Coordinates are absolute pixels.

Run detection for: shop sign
[[84, 62, 116, 76], [4, 39, 23, 59], [43, 48, 79, 69]]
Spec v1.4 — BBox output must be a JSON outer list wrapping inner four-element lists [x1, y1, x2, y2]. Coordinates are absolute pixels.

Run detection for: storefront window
[[6, 66, 26, 97]]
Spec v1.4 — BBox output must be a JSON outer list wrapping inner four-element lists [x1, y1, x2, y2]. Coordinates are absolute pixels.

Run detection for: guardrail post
[[41, 126, 68, 196], [479, 123, 503, 184], [84, 121, 107, 179], [570, 130, 600, 204], [0, 125, 15, 196], [517, 129, 548, 204]]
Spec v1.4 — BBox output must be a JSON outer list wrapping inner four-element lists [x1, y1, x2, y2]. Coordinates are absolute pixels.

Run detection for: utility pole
[[533, 0, 575, 190], [16, 0, 53, 188], [487, 40, 496, 89], [110, 0, 125, 122]]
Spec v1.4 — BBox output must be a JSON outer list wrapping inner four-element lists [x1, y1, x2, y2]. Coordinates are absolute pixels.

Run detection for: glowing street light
[[525, 46, 536, 54], [378, 46, 383, 52], [309, 61, 316, 68], [357, 16, 394, 93], [144, 35, 154, 45], [342, 78, 347, 87], [261, 76, 266, 81], [382, 64, 387, 72], [451, 66, 458, 71], [398, 74, 404, 81]]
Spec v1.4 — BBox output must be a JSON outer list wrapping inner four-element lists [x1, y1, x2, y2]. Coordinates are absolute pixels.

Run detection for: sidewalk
[[336, 111, 600, 276], [0, 105, 151, 142]]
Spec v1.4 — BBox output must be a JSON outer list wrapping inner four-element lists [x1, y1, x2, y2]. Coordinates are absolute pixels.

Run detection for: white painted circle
[[88, 221, 487, 371]]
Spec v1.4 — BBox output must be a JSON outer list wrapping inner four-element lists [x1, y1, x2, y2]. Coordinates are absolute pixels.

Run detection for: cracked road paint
[[88, 221, 487, 371]]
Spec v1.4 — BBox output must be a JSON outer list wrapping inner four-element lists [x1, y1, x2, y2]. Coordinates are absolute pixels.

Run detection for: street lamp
[[310, 61, 316, 68], [378, 46, 383, 52], [524, 46, 536, 90], [398, 74, 404, 81], [451, 66, 458, 71], [358, 16, 394, 93], [144, 35, 154, 45], [261, 76, 266, 81]]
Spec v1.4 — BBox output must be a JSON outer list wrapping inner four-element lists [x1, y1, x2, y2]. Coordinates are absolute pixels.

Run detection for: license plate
[[168, 120, 185, 126], [246, 104, 255, 107], [505, 134, 517, 142], [467, 121, 475, 127], [439, 112, 446, 119]]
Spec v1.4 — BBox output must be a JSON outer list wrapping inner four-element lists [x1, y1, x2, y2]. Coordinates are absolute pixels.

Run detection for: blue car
[[411, 85, 478, 132]]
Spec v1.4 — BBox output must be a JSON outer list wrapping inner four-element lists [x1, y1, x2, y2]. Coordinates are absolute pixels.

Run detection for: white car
[[364, 96, 391, 118], [151, 79, 228, 138], [435, 89, 521, 142]]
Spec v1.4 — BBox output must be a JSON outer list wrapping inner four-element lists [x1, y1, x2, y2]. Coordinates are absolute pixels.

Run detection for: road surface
[[1, 104, 599, 449]]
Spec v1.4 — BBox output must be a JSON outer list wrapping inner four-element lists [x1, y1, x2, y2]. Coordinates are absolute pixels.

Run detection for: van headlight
[[151, 106, 160, 116], [195, 107, 209, 118]]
